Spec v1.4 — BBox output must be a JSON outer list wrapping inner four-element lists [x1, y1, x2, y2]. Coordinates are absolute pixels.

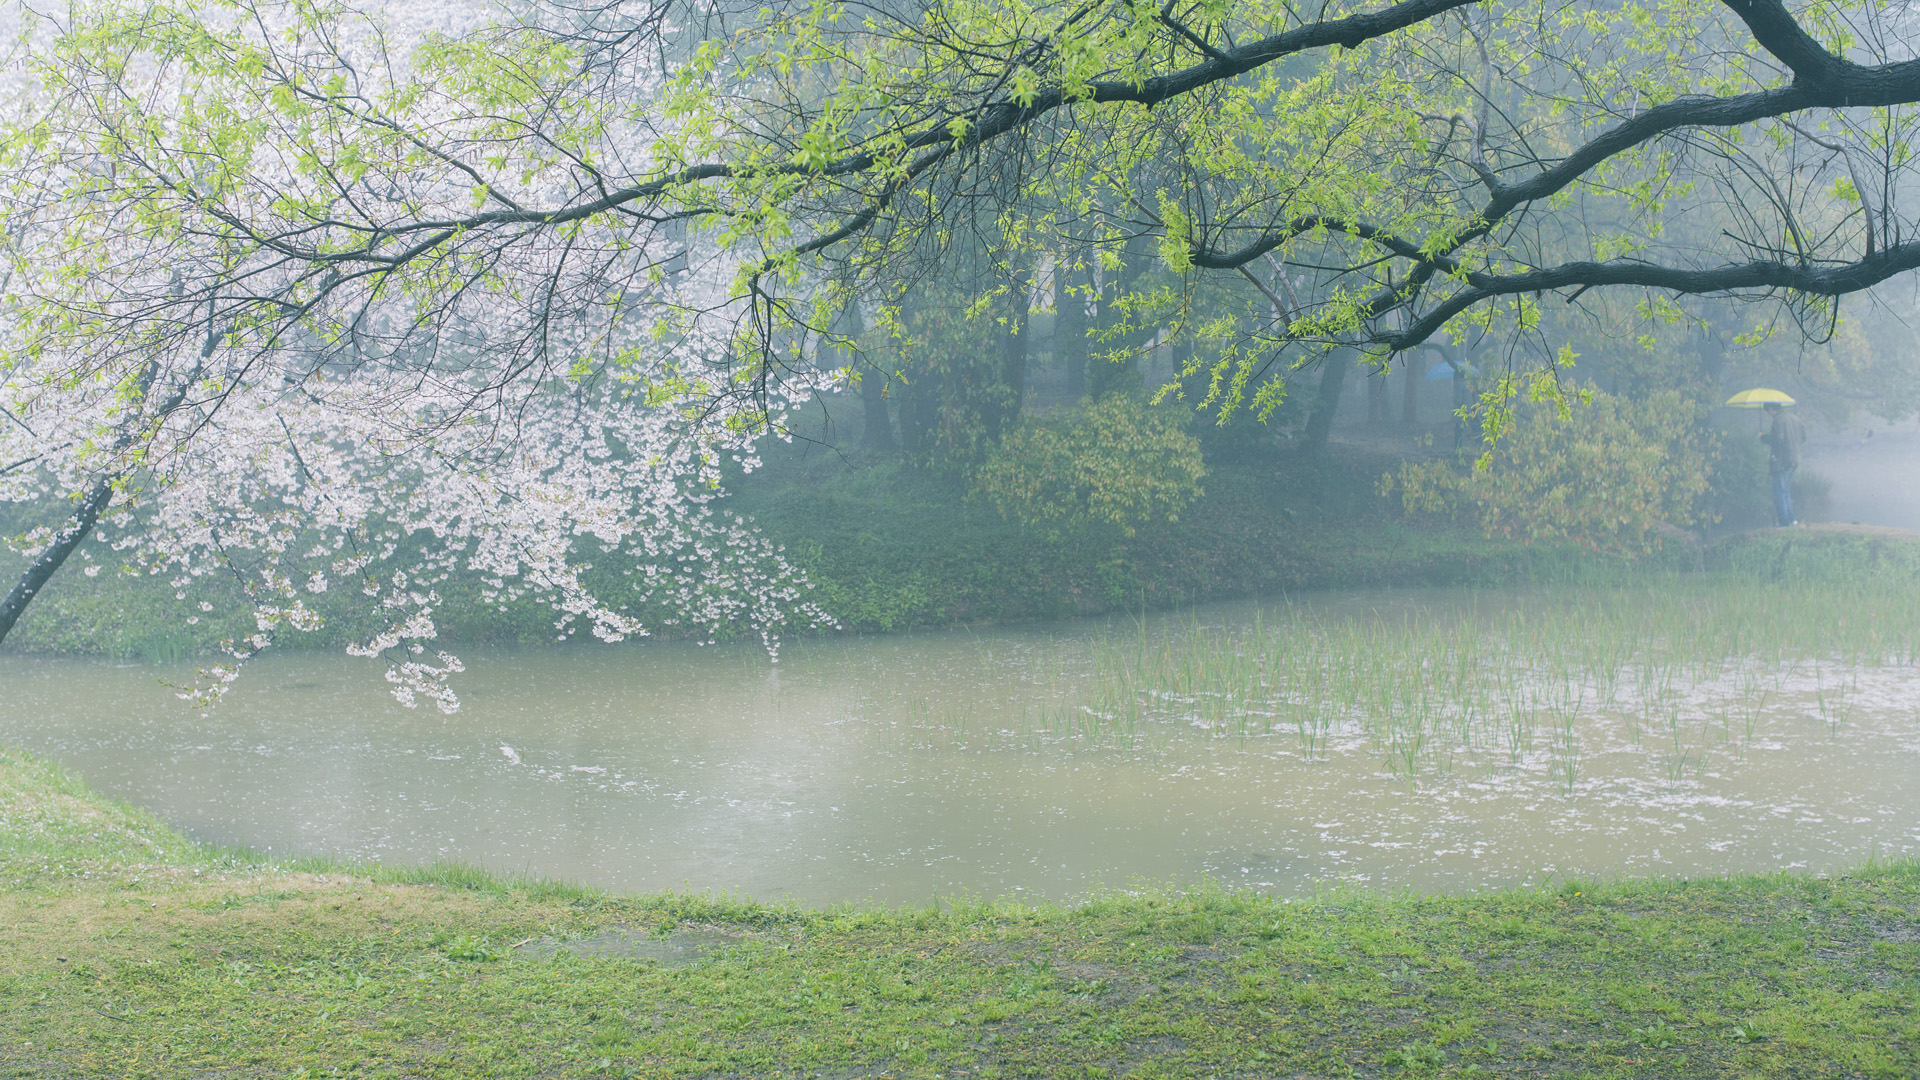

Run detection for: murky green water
[[4, 588, 1917, 903]]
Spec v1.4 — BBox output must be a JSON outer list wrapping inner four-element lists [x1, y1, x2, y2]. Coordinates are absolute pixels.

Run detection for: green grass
[[1708, 524, 1920, 581], [2, 747, 1917, 1078]]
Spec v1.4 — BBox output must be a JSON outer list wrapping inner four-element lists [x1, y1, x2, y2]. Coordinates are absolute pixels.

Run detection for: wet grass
[[3, 747, 1918, 1079]]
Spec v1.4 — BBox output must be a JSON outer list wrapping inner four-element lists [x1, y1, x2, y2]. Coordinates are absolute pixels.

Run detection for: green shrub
[[1706, 429, 1772, 528], [1385, 388, 1715, 557], [969, 395, 1206, 539]]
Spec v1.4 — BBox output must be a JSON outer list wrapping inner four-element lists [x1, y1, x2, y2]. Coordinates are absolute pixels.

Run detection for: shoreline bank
[[3, 748, 1915, 1078]]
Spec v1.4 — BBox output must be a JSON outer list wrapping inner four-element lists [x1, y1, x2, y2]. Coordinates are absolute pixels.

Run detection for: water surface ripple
[[4, 590, 1917, 903]]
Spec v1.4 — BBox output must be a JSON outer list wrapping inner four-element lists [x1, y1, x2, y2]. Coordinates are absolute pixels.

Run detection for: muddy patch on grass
[[521, 926, 747, 965], [957, 941, 1151, 1004], [1872, 920, 1920, 944]]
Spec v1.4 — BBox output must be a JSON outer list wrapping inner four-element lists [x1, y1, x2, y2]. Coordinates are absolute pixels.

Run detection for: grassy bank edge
[[3, 746, 1918, 1079]]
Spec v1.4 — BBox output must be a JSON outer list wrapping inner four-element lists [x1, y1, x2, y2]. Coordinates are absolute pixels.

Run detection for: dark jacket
[[1762, 411, 1806, 472]]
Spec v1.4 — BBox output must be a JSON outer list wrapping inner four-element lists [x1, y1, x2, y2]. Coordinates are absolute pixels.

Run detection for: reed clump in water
[[895, 576, 1920, 780]]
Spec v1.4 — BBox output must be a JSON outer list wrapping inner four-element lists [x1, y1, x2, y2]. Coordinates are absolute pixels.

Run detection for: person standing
[[1759, 401, 1806, 526]]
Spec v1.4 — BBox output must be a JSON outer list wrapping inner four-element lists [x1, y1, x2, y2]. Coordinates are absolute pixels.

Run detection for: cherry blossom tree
[[0, 255, 837, 710], [8, 0, 1920, 708], [0, 0, 837, 707]]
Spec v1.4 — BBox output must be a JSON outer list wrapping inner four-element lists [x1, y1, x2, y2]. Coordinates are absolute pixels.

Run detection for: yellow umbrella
[[1725, 388, 1796, 408]]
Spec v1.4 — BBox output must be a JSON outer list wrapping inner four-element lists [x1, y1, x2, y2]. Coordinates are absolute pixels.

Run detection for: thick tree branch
[[1180, 2, 1920, 356], [1193, 215, 1444, 270], [40, 0, 1920, 418], [211, 0, 1481, 270], [1386, 242, 1920, 347], [1193, 55, 1920, 276], [1719, 0, 1846, 84]]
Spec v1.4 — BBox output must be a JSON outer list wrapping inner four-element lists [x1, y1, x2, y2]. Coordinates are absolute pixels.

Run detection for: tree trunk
[[1171, 333, 1196, 399], [899, 359, 939, 458], [1086, 334, 1133, 400], [1301, 352, 1351, 454], [1088, 239, 1151, 399], [1059, 262, 1090, 400], [0, 328, 208, 645], [1698, 324, 1729, 384], [993, 266, 1030, 439], [1400, 355, 1419, 426], [1415, 343, 1469, 451], [1368, 371, 1387, 424], [0, 475, 115, 645], [854, 303, 895, 452], [1453, 370, 1470, 450], [860, 362, 895, 452]]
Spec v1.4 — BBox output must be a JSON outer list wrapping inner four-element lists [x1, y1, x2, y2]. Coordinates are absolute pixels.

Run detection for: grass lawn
[[1, 748, 1915, 1079]]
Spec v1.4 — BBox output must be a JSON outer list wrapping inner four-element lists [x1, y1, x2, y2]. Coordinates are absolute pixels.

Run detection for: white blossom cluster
[[1, 348, 837, 712], [0, 0, 850, 710]]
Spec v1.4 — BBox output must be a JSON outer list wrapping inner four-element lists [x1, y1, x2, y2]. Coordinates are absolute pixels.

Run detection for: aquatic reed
[[875, 575, 1920, 781]]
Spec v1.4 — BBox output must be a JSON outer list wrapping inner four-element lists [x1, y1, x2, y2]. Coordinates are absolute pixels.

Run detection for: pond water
[[4, 587, 1918, 904]]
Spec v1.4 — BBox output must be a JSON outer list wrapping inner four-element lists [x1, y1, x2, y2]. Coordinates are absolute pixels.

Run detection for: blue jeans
[[1771, 466, 1796, 526]]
